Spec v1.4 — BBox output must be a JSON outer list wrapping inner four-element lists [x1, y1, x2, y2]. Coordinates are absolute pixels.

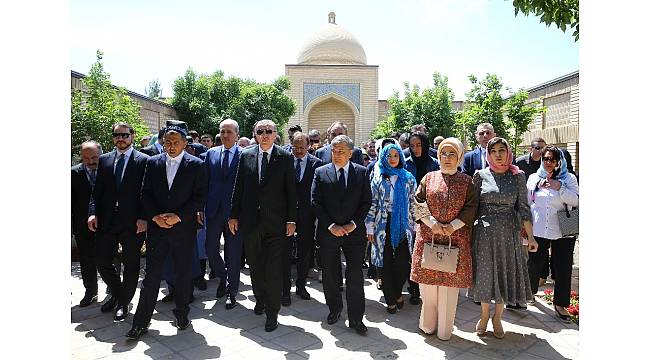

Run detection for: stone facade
[[71, 71, 177, 134]]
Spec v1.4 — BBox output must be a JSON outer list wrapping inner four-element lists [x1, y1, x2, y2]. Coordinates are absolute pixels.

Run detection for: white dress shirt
[[257, 146, 273, 182], [527, 173, 579, 239], [113, 146, 134, 182], [223, 143, 238, 167], [166, 151, 185, 189], [294, 154, 308, 182]]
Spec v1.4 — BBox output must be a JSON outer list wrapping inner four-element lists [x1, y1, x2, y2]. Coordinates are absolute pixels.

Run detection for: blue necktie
[[222, 149, 230, 176], [338, 168, 346, 191], [114, 153, 125, 189], [295, 158, 302, 182]]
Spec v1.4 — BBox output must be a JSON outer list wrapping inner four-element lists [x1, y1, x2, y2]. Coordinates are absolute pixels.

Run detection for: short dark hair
[[200, 134, 213, 141], [112, 122, 134, 134], [158, 127, 166, 138], [531, 137, 546, 146], [188, 130, 199, 138], [288, 124, 302, 133]]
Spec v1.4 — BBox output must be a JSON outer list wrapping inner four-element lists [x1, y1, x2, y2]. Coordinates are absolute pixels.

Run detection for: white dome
[[297, 17, 367, 65]]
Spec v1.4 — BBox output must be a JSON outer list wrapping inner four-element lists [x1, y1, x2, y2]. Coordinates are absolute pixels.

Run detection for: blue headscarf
[[535, 149, 569, 182], [378, 144, 415, 250]]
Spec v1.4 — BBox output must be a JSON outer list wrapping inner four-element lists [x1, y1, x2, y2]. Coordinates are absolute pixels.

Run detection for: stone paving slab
[[71, 258, 578, 359]]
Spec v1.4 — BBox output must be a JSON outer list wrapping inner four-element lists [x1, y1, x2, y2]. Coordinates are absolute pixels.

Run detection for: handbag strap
[[564, 203, 570, 218], [447, 235, 452, 249]]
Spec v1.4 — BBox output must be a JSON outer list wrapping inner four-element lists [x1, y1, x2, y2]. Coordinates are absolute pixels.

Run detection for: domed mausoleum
[[285, 12, 379, 143]]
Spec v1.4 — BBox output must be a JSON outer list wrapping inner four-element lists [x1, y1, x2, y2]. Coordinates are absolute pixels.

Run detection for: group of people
[[71, 118, 578, 343]]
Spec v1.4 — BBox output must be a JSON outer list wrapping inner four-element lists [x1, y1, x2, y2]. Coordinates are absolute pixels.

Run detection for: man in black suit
[[72, 140, 102, 307], [312, 135, 372, 335], [127, 120, 207, 340], [88, 122, 149, 320], [462, 123, 496, 176], [281, 132, 322, 305], [315, 121, 364, 165], [140, 127, 165, 156], [228, 119, 297, 332]]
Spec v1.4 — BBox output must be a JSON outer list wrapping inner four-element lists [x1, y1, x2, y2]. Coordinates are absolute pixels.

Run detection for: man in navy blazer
[[281, 131, 322, 305], [228, 119, 297, 332], [200, 118, 244, 309], [88, 122, 149, 321], [315, 121, 364, 165], [128, 121, 207, 340], [462, 123, 496, 176], [312, 135, 372, 335]]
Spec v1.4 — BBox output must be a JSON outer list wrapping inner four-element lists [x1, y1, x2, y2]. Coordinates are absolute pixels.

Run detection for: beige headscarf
[[437, 137, 465, 175]]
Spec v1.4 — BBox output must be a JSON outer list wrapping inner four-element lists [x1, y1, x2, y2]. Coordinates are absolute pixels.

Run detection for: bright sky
[[71, 0, 578, 101]]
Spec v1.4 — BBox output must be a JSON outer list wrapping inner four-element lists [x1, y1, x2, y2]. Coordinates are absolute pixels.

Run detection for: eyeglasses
[[256, 129, 274, 135], [440, 152, 457, 158], [542, 157, 557, 163], [112, 133, 131, 139], [477, 131, 492, 136], [532, 146, 542, 150]]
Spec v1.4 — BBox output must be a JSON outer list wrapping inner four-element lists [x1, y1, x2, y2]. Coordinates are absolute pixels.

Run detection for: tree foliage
[[145, 79, 162, 98], [504, 89, 545, 155], [372, 72, 455, 141], [71, 50, 149, 157], [170, 69, 296, 138], [512, 0, 579, 41]]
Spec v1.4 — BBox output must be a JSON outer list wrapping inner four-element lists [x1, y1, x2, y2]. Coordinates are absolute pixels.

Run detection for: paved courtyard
[[71, 252, 579, 360]]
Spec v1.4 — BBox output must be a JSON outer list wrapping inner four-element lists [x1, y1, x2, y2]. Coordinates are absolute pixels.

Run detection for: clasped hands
[[331, 223, 356, 237], [227, 219, 296, 237], [152, 213, 181, 229]]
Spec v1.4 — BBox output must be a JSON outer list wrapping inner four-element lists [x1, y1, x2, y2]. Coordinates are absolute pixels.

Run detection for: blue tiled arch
[[303, 83, 360, 111]]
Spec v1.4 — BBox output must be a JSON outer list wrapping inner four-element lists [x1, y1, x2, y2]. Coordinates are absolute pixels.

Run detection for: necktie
[[114, 153, 125, 189], [295, 158, 302, 182], [261, 151, 269, 183], [222, 149, 230, 176], [338, 168, 346, 191]]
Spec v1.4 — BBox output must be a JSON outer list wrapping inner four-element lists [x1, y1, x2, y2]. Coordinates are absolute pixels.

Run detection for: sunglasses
[[112, 133, 131, 139], [532, 146, 543, 150], [309, 139, 320, 144], [542, 157, 557, 162], [256, 129, 274, 135]]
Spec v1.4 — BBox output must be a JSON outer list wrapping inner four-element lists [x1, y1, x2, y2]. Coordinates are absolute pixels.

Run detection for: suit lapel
[[229, 146, 241, 173]]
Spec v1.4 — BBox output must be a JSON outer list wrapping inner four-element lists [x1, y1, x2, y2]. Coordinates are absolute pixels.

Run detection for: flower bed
[[543, 289, 579, 324]]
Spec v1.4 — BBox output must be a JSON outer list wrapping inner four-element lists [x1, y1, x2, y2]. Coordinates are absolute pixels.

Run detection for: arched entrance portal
[[305, 94, 358, 143]]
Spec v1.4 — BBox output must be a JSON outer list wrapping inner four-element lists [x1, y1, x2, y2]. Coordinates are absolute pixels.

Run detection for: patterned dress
[[410, 171, 478, 288], [470, 168, 533, 304]]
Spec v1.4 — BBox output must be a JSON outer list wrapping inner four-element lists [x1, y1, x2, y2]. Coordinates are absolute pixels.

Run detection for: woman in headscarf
[[365, 144, 417, 313], [410, 138, 478, 340], [526, 145, 579, 322], [471, 137, 539, 339]]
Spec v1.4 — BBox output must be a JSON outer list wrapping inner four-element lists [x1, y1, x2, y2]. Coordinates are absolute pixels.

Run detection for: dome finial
[[328, 12, 336, 24]]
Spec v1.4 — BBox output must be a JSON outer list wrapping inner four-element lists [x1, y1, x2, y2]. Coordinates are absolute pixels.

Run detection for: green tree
[[503, 89, 546, 156], [145, 79, 162, 98], [512, 0, 579, 41], [372, 72, 456, 141], [170, 69, 296, 137], [71, 50, 149, 157], [455, 74, 507, 148]]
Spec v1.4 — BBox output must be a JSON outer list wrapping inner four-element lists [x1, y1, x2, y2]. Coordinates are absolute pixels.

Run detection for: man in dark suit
[[127, 120, 207, 340], [281, 132, 322, 305], [88, 122, 149, 320], [312, 135, 372, 335], [199, 118, 244, 309], [462, 123, 496, 176], [228, 119, 297, 332], [315, 121, 364, 165], [282, 124, 302, 153], [140, 127, 165, 156], [72, 141, 102, 307]]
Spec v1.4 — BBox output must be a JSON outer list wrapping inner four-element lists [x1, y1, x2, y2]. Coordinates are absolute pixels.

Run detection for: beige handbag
[[421, 236, 459, 273]]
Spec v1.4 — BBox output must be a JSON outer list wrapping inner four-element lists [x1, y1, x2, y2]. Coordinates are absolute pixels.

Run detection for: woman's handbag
[[421, 236, 459, 273], [557, 204, 579, 237]]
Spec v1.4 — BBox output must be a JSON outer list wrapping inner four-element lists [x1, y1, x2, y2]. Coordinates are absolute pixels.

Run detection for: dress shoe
[[225, 294, 238, 310], [160, 292, 174, 303], [348, 320, 368, 335], [539, 278, 547, 287], [296, 287, 311, 300], [409, 295, 421, 305], [125, 325, 148, 340], [209, 270, 217, 280], [253, 303, 265, 315], [195, 277, 207, 291], [281, 294, 291, 306], [386, 305, 397, 314], [361, 262, 369, 269], [216, 281, 227, 298], [554, 305, 571, 322], [114, 305, 129, 321], [396, 297, 405, 309], [327, 310, 341, 325], [101, 296, 118, 313], [176, 314, 190, 330], [79, 291, 98, 307], [265, 316, 278, 332], [491, 316, 505, 339], [376, 279, 382, 290]]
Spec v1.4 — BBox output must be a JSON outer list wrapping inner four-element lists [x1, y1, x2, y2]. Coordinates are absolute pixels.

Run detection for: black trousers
[[528, 236, 576, 307], [95, 215, 144, 307], [245, 229, 284, 318], [75, 230, 98, 294], [282, 219, 316, 293], [321, 233, 366, 322], [382, 239, 411, 306], [133, 230, 195, 326]]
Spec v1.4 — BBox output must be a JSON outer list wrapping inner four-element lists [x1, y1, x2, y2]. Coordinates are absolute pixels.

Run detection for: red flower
[[567, 304, 579, 316], [544, 289, 553, 295], [570, 290, 578, 298]]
